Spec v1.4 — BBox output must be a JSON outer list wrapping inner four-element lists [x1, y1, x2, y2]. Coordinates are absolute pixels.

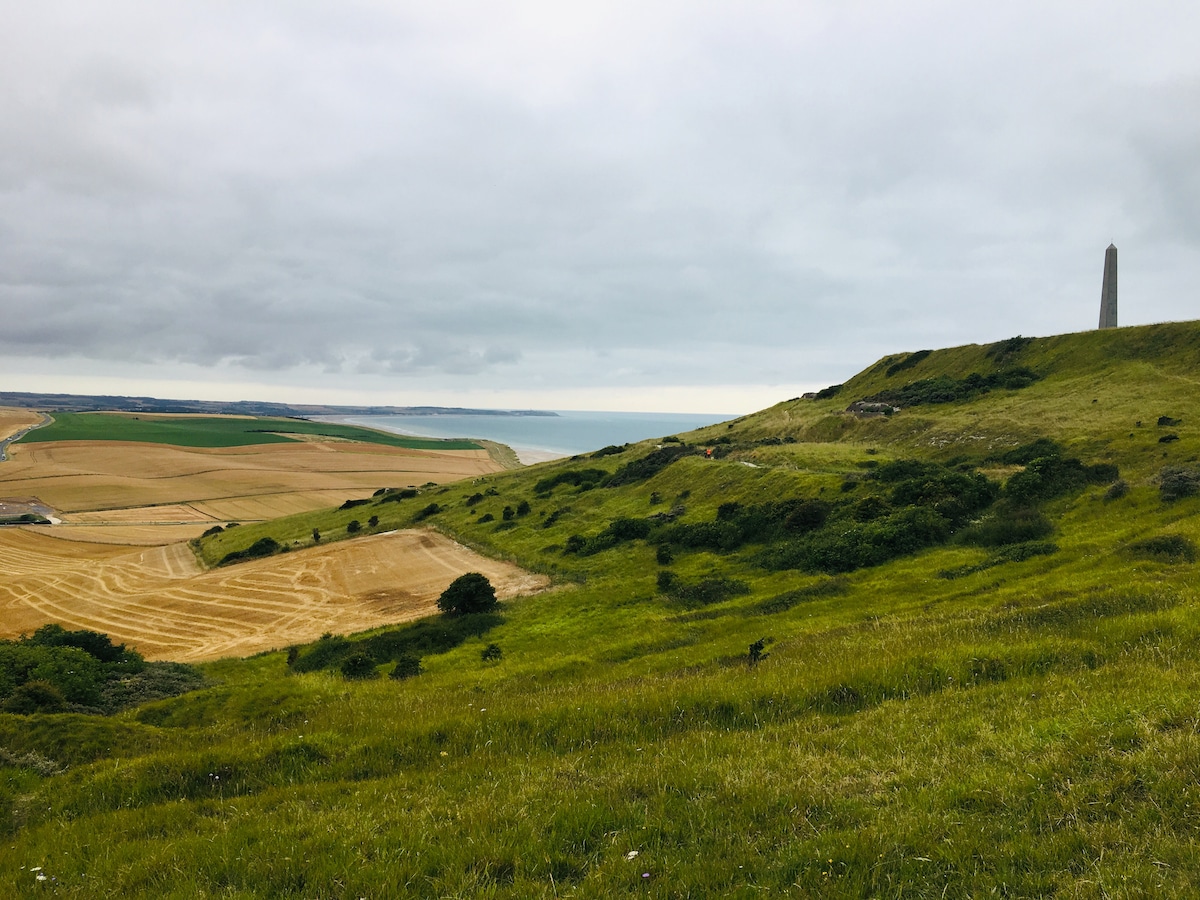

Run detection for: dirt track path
[[0, 528, 548, 661]]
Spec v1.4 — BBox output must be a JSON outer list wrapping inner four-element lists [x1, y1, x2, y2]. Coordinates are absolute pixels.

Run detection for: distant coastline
[[332, 410, 734, 465], [0, 391, 558, 419]]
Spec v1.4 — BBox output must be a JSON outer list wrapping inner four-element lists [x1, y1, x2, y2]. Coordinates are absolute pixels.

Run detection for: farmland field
[[0, 435, 500, 538], [0, 407, 42, 443], [21, 411, 482, 450], [0, 409, 544, 660], [0, 527, 547, 660]]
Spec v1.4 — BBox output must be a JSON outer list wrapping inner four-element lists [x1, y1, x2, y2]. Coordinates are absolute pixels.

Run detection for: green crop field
[[19, 412, 481, 450], [5, 321, 1200, 897]]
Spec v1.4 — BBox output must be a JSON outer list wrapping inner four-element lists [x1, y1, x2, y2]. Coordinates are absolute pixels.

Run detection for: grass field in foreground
[[6, 322, 1200, 896], [20, 412, 481, 450]]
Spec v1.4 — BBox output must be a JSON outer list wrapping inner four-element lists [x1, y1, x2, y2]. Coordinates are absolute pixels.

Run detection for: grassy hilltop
[[5, 321, 1200, 897]]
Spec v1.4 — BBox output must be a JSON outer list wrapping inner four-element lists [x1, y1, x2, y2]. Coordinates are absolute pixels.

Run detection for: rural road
[[0, 412, 51, 462]]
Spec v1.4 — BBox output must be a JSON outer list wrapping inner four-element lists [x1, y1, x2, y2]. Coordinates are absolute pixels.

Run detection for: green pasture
[[19, 412, 481, 450], [6, 321, 1200, 896]]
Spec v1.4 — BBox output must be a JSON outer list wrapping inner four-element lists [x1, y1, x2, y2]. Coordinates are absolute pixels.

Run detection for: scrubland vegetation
[[5, 322, 1200, 896]]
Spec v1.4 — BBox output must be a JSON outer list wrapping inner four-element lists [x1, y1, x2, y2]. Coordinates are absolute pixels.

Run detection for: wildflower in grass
[[625, 850, 639, 860]]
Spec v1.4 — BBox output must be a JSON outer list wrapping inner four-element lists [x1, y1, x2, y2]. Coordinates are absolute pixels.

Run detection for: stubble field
[[0, 527, 547, 661], [0, 409, 545, 660], [0, 432, 500, 541]]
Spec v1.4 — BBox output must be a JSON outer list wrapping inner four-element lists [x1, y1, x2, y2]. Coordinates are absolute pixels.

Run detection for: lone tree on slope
[[437, 572, 498, 616]]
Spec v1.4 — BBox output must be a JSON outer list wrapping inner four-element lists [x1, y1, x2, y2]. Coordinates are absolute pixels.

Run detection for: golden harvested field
[[0, 438, 498, 535], [0, 425, 546, 660], [0, 527, 548, 661], [0, 407, 42, 442]]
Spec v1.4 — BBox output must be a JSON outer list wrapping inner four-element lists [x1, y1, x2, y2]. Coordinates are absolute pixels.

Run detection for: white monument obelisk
[[1098, 244, 1117, 329]]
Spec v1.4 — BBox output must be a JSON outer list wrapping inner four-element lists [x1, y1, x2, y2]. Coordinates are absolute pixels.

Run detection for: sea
[[332, 410, 736, 464]]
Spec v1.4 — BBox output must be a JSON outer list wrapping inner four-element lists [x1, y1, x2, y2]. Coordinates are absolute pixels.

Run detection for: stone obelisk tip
[[1098, 244, 1118, 329]]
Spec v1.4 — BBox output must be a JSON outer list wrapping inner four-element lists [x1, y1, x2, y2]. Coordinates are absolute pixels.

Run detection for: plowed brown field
[[0, 527, 548, 661]]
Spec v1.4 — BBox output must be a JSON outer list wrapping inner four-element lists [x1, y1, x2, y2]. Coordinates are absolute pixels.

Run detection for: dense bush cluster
[[656, 572, 750, 608], [985, 335, 1034, 362], [1127, 534, 1196, 562], [288, 613, 502, 675], [534, 469, 607, 495], [0, 625, 204, 714], [590, 444, 629, 458], [864, 367, 1041, 407], [1160, 466, 1200, 502], [603, 444, 699, 487], [884, 349, 932, 377], [535, 445, 698, 496], [557, 440, 1109, 577], [219, 536, 281, 566], [813, 384, 843, 400]]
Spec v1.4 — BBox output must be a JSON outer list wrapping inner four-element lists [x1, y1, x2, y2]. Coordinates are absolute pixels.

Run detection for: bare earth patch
[[0, 528, 548, 661]]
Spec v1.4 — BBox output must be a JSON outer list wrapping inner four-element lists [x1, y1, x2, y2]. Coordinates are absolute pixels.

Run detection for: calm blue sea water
[[334, 411, 734, 462]]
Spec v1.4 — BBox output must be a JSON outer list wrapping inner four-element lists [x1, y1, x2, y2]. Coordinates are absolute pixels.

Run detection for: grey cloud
[[2, 2, 1199, 405]]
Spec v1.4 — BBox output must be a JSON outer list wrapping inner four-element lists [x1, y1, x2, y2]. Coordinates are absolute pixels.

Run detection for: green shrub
[[958, 505, 1053, 547], [1127, 535, 1196, 562], [3, 680, 66, 714], [660, 575, 750, 608], [591, 444, 628, 458], [340, 653, 379, 680], [480, 643, 503, 662], [414, 503, 442, 521], [605, 445, 696, 487], [379, 488, 419, 503], [884, 349, 932, 377], [219, 536, 281, 566], [390, 655, 423, 679], [347, 520, 361, 534], [864, 368, 1040, 407], [1160, 466, 1200, 501], [533, 469, 607, 494], [437, 573, 498, 616]]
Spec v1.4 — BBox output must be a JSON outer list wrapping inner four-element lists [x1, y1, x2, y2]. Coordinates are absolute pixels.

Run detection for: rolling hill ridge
[[4, 320, 1200, 897]]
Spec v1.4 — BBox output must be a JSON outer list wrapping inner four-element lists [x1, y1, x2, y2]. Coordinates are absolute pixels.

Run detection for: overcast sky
[[2, 2, 1197, 413]]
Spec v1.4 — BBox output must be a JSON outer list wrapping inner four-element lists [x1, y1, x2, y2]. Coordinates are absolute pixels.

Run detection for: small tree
[[437, 572, 498, 616], [347, 519, 361, 534], [481, 643, 503, 662], [516, 500, 531, 517], [502, 505, 515, 521], [748, 637, 771, 667], [312, 528, 321, 543], [368, 515, 379, 528]]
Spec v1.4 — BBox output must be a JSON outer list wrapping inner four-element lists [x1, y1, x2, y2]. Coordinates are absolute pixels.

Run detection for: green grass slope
[[20, 412, 481, 450], [5, 321, 1200, 897]]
